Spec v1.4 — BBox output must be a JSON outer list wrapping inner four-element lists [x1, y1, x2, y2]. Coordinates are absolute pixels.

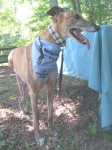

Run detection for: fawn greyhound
[[8, 6, 100, 146]]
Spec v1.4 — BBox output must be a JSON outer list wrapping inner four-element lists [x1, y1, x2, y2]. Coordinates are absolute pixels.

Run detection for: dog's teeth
[[73, 31, 76, 34]]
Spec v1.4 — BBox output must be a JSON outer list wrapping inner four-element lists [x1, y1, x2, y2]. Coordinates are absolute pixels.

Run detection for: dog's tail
[[8, 50, 14, 69]]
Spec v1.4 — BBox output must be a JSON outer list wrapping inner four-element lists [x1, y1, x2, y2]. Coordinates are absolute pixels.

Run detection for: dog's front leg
[[47, 69, 58, 137], [47, 84, 54, 134], [29, 89, 45, 146]]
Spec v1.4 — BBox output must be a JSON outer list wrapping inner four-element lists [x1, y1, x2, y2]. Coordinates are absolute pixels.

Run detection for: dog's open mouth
[[69, 28, 90, 50]]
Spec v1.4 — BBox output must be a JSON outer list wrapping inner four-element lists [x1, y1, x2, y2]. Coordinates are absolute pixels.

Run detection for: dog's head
[[47, 6, 100, 49]]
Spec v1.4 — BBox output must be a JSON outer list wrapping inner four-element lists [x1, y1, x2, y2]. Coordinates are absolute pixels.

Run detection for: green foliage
[[86, 122, 98, 136], [28, 0, 50, 40], [71, 139, 80, 146], [85, 111, 98, 135], [74, 102, 81, 110], [81, 0, 112, 25], [0, 34, 20, 47], [25, 141, 30, 150], [88, 123, 98, 135], [56, 139, 66, 150], [0, 0, 27, 47], [0, 0, 112, 50], [0, 130, 17, 149], [55, 137, 80, 150]]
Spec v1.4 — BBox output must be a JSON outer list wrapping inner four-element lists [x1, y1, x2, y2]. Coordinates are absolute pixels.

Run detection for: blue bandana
[[32, 36, 62, 82]]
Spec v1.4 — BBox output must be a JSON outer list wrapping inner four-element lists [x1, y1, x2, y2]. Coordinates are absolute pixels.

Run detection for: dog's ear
[[46, 6, 65, 17]]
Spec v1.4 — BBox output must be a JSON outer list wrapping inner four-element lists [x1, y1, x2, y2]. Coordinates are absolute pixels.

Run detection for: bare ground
[[0, 65, 112, 150]]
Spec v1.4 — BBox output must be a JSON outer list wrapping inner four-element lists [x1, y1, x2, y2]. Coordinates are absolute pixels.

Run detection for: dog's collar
[[48, 23, 66, 47]]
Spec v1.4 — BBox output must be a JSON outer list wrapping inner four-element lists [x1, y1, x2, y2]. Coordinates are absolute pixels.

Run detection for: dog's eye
[[74, 15, 80, 19]]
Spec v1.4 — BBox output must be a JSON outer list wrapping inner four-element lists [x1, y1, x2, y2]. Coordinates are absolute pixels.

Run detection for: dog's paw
[[36, 138, 45, 146], [23, 115, 30, 120], [39, 138, 45, 146]]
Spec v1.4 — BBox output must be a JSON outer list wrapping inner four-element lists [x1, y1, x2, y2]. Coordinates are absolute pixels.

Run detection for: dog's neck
[[48, 24, 65, 46], [39, 24, 65, 46]]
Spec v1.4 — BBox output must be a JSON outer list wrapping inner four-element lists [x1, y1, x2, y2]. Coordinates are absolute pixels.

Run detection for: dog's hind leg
[[16, 74, 29, 119]]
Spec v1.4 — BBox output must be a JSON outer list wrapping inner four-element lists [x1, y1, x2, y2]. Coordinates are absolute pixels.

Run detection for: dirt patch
[[0, 65, 112, 150]]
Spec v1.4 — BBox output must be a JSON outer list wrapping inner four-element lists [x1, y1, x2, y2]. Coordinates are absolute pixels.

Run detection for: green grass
[[0, 78, 18, 99]]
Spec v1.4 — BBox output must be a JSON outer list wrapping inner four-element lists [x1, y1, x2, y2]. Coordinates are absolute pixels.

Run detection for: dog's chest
[[32, 36, 61, 82]]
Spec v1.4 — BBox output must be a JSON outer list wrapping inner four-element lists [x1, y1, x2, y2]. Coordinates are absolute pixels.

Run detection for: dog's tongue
[[77, 33, 90, 50], [84, 38, 90, 50], [73, 30, 90, 50]]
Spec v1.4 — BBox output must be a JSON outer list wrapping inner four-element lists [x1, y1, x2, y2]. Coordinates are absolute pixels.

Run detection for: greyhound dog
[[8, 6, 100, 146]]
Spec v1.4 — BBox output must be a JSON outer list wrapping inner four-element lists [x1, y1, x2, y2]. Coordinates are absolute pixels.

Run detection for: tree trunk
[[76, 0, 82, 13], [50, 0, 58, 7], [71, 0, 77, 10]]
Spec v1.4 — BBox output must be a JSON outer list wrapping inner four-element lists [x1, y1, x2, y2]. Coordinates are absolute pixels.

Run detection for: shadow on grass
[[1, 66, 112, 150]]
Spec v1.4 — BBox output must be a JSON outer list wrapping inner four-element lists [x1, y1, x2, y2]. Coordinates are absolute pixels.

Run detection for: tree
[[80, 0, 112, 24], [50, 0, 58, 7], [76, 0, 81, 13], [71, 0, 77, 10], [0, 0, 112, 49]]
